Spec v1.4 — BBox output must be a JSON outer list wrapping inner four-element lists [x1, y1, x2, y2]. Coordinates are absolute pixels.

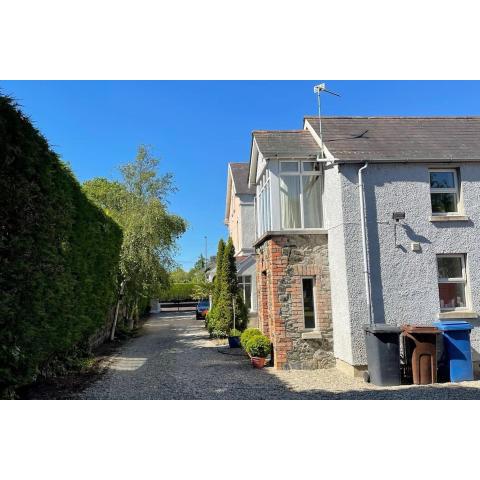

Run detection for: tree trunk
[[127, 301, 136, 330], [133, 300, 139, 328]]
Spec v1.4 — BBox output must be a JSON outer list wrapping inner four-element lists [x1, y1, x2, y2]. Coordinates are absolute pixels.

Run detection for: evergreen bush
[[207, 238, 248, 336], [244, 335, 271, 358], [240, 328, 262, 349], [206, 239, 225, 332], [158, 283, 195, 302], [0, 95, 122, 396]]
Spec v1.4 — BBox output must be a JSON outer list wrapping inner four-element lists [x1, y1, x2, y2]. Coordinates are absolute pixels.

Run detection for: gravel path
[[80, 312, 480, 399]]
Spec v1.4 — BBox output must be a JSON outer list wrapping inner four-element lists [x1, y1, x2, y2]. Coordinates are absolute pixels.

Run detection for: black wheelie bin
[[364, 324, 402, 386]]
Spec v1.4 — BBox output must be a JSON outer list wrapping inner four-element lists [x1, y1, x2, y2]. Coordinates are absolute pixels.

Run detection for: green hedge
[[159, 283, 195, 302], [0, 95, 123, 395]]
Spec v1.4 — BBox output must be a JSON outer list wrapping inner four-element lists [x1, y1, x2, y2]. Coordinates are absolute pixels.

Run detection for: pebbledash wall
[[325, 161, 480, 372], [255, 233, 335, 370]]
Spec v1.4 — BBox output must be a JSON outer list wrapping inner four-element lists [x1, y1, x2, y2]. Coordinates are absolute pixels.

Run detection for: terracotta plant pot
[[251, 357, 266, 369]]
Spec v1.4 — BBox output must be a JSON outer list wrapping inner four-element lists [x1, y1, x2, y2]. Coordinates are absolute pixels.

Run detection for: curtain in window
[[280, 175, 301, 228], [302, 176, 322, 228]]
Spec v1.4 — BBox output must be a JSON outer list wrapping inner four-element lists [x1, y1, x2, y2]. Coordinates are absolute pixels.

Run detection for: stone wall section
[[256, 234, 334, 370]]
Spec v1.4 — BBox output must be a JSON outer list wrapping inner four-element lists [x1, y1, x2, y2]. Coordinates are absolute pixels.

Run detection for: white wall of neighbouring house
[[326, 161, 480, 367], [237, 256, 257, 312], [238, 195, 255, 254]]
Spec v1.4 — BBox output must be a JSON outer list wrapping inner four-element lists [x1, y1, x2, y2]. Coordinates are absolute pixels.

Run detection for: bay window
[[280, 161, 323, 229], [238, 275, 252, 311], [256, 169, 271, 237]]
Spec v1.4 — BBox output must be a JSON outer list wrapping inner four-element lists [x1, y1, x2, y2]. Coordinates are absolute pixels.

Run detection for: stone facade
[[255, 233, 334, 370]]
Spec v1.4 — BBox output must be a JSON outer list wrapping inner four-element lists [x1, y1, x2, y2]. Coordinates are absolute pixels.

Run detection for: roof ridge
[[253, 129, 309, 134], [304, 115, 480, 119]]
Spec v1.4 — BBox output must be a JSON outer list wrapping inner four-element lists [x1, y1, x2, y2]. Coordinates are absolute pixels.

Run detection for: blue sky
[[2, 80, 480, 269]]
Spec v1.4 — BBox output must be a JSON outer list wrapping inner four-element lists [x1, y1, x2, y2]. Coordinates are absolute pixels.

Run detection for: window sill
[[429, 215, 470, 222], [438, 311, 478, 319], [301, 330, 323, 340]]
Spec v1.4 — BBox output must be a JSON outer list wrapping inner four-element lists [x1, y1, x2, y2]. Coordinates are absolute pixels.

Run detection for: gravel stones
[[79, 312, 480, 400]]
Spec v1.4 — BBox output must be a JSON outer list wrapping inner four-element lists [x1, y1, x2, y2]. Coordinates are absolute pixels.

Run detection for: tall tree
[[83, 145, 187, 329], [208, 238, 247, 335], [211, 240, 225, 309]]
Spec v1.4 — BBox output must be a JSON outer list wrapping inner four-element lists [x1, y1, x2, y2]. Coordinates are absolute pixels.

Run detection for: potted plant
[[245, 334, 271, 368], [227, 328, 242, 348], [240, 328, 262, 350]]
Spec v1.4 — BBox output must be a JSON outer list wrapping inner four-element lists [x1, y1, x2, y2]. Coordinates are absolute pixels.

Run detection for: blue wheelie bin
[[433, 320, 474, 382]]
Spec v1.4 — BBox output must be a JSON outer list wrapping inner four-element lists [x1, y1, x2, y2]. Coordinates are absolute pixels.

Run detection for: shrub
[[245, 335, 271, 358], [158, 283, 195, 302], [240, 328, 262, 349], [229, 329, 242, 337], [0, 95, 122, 396]]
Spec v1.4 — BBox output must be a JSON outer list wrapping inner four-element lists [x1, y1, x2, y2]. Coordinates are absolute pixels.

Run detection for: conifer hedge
[[0, 95, 123, 395]]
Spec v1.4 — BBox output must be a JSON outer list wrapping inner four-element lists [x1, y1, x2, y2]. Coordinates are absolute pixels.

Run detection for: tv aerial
[[313, 83, 340, 154]]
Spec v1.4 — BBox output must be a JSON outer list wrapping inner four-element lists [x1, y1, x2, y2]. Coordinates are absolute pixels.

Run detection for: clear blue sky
[[2, 80, 480, 269]]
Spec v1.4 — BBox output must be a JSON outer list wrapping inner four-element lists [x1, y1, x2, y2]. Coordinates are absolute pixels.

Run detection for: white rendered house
[[246, 116, 480, 373]]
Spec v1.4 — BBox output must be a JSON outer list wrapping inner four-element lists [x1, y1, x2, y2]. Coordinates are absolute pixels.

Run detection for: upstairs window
[[280, 161, 323, 229], [437, 255, 468, 310], [256, 169, 271, 237], [430, 169, 459, 215]]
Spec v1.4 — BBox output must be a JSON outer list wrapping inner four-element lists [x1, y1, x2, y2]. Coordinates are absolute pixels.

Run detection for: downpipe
[[358, 162, 374, 325]]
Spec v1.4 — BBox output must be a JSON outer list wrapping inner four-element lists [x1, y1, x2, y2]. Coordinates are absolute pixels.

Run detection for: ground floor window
[[238, 275, 252, 311], [302, 277, 316, 329], [437, 254, 468, 310]]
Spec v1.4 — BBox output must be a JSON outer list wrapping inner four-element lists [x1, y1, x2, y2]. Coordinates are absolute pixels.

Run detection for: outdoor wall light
[[392, 212, 406, 249], [392, 211, 406, 222]]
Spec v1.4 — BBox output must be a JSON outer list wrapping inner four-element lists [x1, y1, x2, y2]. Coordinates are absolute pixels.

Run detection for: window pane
[[303, 278, 315, 329], [280, 175, 301, 228], [437, 257, 463, 279], [439, 283, 466, 309], [430, 171, 455, 189], [244, 284, 252, 310], [266, 182, 271, 231], [431, 193, 457, 213], [280, 161, 299, 173], [244, 275, 251, 284], [303, 161, 321, 172], [302, 175, 322, 227]]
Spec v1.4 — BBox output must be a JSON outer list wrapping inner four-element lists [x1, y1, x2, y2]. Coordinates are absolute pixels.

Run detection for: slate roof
[[230, 162, 255, 195], [253, 130, 321, 158], [304, 116, 480, 162]]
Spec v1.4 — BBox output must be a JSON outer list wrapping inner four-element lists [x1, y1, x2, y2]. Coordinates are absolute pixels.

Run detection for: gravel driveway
[[80, 312, 480, 399]]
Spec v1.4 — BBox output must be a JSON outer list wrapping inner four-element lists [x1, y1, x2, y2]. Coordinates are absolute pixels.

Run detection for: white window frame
[[301, 276, 317, 330], [279, 160, 323, 230], [238, 275, 253, 311], [437, 254, 469, 311], [256, 168, 272, 237], [429, 168, 460, 216]]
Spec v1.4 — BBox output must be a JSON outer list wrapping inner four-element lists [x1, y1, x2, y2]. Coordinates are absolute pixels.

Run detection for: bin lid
[[364, 324, 402, 334], [433, 320, 473, 331], [401, 325, 439, 334]]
